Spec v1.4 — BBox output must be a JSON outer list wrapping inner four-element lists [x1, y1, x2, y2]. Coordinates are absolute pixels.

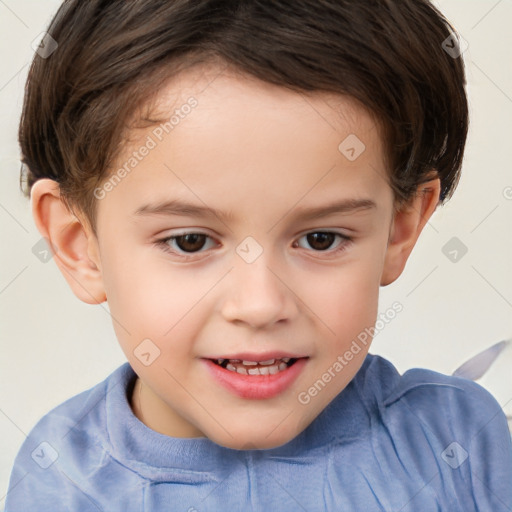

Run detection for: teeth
[[213, 356, 299, 375], [222, 360, 292, 376], [215, 357, 290, 366]]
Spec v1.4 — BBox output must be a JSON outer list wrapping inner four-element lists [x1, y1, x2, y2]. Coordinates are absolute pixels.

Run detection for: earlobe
[[30, 178, 107, 304], [381, 178, 441, 286]]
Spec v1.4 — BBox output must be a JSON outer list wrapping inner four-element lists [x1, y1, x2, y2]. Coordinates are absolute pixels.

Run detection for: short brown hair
[[19, 0, 469, 235]]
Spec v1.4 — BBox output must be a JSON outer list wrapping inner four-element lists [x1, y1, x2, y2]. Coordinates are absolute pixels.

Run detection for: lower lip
[[203, 358, 308, 400]]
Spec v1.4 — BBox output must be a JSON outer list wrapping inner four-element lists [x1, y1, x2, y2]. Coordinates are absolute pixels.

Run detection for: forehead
[[102, 63, 390, 221], [143, 62, 380, 139]]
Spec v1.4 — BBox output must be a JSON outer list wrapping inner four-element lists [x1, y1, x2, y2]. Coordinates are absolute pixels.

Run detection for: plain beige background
[[1, 0, 511, 508]]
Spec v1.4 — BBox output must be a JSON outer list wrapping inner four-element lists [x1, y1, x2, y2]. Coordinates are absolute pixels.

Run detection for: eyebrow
[[133, 197, 376, 223]]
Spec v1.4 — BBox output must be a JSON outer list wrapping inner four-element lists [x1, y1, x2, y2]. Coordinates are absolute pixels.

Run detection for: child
[[6, 0, 512, 510]]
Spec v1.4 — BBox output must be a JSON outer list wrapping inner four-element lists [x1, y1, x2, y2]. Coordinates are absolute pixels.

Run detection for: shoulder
[[21, 362, 130, 441], [359, 353, 510, 440], [358, 353, 512, 509], [375, 354, 505, 431], [5, 363, 133, 511], [360, 353, 501, 413]]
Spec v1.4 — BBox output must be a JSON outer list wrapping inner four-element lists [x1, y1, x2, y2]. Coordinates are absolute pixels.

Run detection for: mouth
[[210, 357, 299, 376], [203, 355, 309, 399]]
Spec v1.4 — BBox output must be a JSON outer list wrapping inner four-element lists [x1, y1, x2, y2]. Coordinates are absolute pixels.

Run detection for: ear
[[30, 178, 106, 304], [381, 178, 441, 286]]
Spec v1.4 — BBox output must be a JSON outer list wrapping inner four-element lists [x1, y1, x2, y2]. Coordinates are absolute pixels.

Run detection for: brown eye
[[156, 232, 216, 259], [173, 233, 208, 253], [293, 231, 351, 255], [305, 232, 336, 251]]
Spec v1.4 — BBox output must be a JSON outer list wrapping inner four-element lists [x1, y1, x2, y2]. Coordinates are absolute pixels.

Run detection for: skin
[[30, 64, 440, 450]]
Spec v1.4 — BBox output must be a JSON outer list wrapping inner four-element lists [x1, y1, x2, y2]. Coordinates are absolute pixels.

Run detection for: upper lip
[[203, 351, 309, 362]]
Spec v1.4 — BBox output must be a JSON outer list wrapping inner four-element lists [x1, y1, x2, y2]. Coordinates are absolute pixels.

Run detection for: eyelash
[[154, 230, 353, 261]]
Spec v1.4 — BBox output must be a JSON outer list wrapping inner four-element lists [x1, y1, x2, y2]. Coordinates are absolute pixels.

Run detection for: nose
[[220, 253, 298, 330]]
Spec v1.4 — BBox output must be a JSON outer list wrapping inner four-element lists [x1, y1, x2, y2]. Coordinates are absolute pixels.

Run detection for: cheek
[[309, 254, 383, 353], [330, 275, 378, 337], [99, 241, 206, 350]]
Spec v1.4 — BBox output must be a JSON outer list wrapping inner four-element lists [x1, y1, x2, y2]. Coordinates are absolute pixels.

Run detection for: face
[[91, 64, 396, 449]]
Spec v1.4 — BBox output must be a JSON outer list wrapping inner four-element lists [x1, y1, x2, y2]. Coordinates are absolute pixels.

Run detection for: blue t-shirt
[[5, 353, 512, 511]]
